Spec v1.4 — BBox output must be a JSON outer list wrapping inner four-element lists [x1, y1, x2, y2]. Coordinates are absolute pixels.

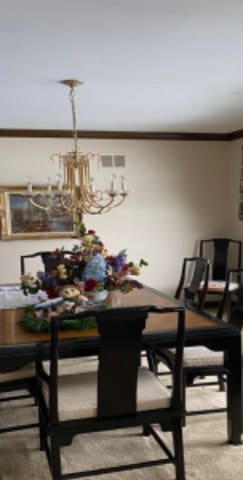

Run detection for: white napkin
[[0, 289, 48, 309], [0, 285, 21, 292]]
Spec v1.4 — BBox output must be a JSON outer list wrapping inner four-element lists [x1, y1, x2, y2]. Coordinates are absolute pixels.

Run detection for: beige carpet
[[0, 378, 243, 480]]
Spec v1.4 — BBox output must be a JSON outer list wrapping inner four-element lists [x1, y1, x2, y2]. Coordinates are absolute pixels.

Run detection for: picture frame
[[0, 185, 77, 240]]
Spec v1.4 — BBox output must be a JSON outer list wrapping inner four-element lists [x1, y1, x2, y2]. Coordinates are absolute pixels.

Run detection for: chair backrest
[[20, 250, 73, 276], [229, 286, 243, 329], [217, 267, 243, 320], [48, 305, 185, 421], [199, 238, 242, 281], [175, 256, 210, 309]]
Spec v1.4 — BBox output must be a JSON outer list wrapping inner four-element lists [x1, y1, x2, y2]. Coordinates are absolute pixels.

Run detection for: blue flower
[[82, 254, 107, 282]]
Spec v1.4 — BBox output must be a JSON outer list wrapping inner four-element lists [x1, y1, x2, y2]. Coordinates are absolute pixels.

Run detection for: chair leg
[[172, 418, 185, 480], [218, 374, 225, 392], [50, 434, 61, 480], [38, 404, 45, 451], [185, 372, 196, 386], [145, 348, 157, 373], [182, 373, 186, 426], [28, 381, 38, 405], [142, 424, 151, 436]]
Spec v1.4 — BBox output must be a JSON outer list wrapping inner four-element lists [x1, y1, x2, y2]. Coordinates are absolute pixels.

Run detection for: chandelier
[[27, 79, 128, 220]]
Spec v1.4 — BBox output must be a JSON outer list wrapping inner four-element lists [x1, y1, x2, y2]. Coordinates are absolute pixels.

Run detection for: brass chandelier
[[27, 79, 128, 220]]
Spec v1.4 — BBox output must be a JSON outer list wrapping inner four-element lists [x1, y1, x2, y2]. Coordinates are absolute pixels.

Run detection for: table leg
[[227, 334, 242, 444]]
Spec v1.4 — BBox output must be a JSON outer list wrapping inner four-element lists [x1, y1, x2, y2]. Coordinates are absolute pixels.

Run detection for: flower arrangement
[[21, 225, 148, 300]]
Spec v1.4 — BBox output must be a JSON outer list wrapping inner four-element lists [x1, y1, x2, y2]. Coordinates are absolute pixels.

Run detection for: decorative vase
[[109, 289, 122, 307], [88, 289, 108, 303]]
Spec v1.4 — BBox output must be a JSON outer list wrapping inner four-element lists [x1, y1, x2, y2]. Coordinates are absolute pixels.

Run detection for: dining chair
[[175, 256, 210, 308], [37, 305, 186, 480], [217, 266, 243, 320], [20, 249, 105, 383], [146, 256, 209, 373], [2, 249, 78, 435], [20, 250, 74, 276], [154, 268, 243, 415], [1, 252, 60, 434], [0, 363, 38, 434], [0, 340, 97, 436], [228, 283, 243, 330], [199, 238, 242, 307]]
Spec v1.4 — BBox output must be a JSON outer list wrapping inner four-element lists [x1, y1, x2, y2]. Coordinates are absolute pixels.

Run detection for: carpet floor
[[0, 378, 242, 480]]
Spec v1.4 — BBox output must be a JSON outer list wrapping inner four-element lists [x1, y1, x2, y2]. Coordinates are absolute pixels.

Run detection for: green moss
[[18, 309, 96, 333]]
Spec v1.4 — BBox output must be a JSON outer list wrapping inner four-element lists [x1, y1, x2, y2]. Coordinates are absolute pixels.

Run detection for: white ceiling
[[2, 0, 243, 133]]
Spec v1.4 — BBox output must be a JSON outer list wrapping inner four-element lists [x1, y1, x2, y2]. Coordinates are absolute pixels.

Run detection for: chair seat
[[200, 280, 239, 293], [168, 346, 224, 368], [43, 356, 98, 376], [42, 367, 171, 421], [0, 364, 35, 383]]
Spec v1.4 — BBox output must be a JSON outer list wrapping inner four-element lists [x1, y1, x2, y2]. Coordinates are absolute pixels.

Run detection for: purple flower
[[37, 271, 57, 288], [112, 250, 127, 272]]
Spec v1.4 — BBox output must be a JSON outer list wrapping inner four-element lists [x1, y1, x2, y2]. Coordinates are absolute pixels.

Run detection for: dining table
[[0, 285, 242, 445]]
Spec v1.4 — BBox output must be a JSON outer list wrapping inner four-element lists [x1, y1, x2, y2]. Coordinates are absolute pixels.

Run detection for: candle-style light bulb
[[121, 175, 127, 193], [46, 177, 52, 195], [110, 174, 117, 194], [56, 172, 63, 192], [90, 177, 96, 193], [27, 176, 33, 195]]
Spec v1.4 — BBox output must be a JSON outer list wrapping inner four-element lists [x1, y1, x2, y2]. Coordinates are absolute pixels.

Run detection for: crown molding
[[228, 130, 243, 140], [0, 128, 236, 141]]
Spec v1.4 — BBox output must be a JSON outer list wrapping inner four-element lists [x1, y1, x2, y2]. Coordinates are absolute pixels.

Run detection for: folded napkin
[[0, 289, 48, 309], [0, 284, 21, 292]]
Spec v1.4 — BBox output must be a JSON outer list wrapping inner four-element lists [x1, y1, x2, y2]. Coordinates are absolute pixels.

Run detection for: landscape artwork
[[0, 186, 76, 240]]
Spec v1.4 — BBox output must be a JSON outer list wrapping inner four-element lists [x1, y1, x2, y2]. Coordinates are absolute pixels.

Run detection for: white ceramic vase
[[88, 289, 108, 303]]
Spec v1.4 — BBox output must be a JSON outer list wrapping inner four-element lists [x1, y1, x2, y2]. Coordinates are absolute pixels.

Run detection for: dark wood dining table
[[0, 286, 242, 445]]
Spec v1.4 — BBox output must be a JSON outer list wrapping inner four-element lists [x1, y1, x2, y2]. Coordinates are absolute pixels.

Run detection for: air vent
[[100, 155, 113, 167], [113, 155, 125, 167], [100, 154, 126, 168]]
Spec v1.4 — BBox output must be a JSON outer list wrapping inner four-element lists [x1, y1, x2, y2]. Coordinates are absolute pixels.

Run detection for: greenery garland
[[18, 308, 97, 333]]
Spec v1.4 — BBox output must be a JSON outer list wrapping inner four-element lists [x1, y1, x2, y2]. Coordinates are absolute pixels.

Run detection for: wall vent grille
[[100, 154, 126, 167]]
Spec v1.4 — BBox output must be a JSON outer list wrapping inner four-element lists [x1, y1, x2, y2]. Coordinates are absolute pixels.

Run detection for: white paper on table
[[0, 289, 48, 309], [0, 285, 21, 291]]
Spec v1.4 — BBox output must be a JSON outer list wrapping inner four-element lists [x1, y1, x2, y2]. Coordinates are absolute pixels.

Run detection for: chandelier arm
[[77, 189, 107, 214], [83, 194, 112, 210], [81, 193, 127, 215], [29, 190, 127, 216], [29, 196, 50, 211], [80, 192, 114, 212], [59, 195, 74, 212], [81, 188, 117, 209], [95, 194, 126, 211], [96, 194, 127, 214], [57, 190, 93, 216]]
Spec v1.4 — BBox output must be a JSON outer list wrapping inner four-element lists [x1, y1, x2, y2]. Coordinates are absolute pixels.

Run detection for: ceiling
[[2, 0, 243, 133]]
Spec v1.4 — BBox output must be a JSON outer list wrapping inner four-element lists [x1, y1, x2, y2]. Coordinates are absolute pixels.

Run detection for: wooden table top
[[0, 287, 229, 348]]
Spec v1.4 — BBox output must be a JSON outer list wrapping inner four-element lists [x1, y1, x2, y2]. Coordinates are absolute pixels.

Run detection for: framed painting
[[0, 185, 77, 240]]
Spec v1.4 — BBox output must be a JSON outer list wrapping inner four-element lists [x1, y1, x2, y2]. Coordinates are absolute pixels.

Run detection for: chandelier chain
[[69, 86, 78, 154]]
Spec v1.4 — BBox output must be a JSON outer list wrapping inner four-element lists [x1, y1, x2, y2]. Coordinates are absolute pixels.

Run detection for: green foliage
[[18, 308, 96, 333]]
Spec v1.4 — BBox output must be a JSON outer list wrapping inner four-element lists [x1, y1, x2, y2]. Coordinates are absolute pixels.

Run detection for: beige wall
[[0, 137, 230, 294]]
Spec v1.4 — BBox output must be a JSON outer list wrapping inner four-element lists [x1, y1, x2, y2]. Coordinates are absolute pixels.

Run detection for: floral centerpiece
[[21, 224, 148, 304]]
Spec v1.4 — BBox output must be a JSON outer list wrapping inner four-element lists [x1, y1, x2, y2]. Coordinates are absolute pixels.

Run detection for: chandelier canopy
[[27, 79, 128, 221]]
